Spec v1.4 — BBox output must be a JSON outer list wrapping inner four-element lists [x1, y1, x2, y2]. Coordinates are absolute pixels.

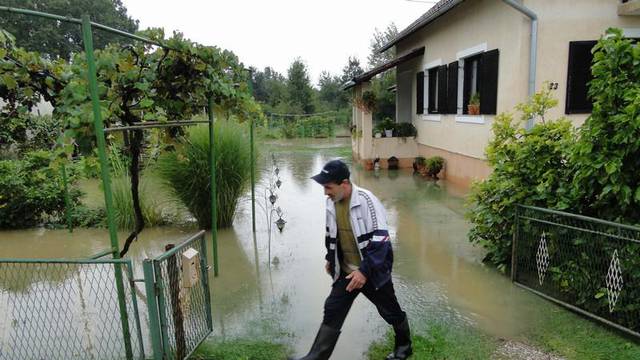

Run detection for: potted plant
[[413, 156, 426, 175], [379, 117, 395, 138], [395, 122, 418, 140], [353, 90, 377, 113], [425, 156, 445, 179], [364, 159, 374, 171], [468, 93, 480, 115]]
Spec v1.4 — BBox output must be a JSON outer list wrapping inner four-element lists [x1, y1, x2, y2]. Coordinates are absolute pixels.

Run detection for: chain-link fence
[[513, 205, 640, 338], [0, 258, 145, 360], [145, 230, 212, 360]]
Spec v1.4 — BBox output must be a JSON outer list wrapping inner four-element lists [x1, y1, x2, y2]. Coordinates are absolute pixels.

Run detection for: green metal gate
[[0, 258, 145, 359], [0, 231, 213, 360], [512, 205, 640, 338], [143, 230, 213, 360]]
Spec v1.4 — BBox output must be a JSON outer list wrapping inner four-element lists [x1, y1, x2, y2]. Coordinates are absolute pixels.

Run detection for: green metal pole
[[61, 163, 73, 232], [251, 118, 256, 234], [81, 15, 133, 359], [143, 260, 163, 360], [198, 233, 213, 331], [207, 96, 219, 277]]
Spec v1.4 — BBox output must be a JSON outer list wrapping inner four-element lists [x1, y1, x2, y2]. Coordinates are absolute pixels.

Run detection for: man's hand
[[325, 261, 331, 275], [345, 270, 367, 292]]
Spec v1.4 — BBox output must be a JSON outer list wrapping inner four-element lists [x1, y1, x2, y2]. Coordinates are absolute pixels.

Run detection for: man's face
[[323, 180, 349, 202]]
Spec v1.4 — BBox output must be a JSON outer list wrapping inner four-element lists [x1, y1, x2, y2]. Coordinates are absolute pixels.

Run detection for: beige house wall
[[393, 0, 640, 187], [526, 0, 640, 125]]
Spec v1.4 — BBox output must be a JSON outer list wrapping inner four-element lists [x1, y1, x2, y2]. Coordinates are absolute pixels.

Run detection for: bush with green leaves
[[0, 150, 82, 228], [425, 156, 445, 178], [468, 29, 640, 274], [158, 121, 255, 229], [466, 86, 575, 272], [395, 122, 417, 138], [569, 28, 640, 224], [294, 116, 335, 138]]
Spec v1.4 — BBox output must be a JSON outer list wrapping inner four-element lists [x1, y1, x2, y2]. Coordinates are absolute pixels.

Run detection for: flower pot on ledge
[[468, 104, 480, 115], [384, 129, 393, 138]]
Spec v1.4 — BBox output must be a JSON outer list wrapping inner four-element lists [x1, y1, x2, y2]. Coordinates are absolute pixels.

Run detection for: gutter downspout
[[501, 0, 538, 129]]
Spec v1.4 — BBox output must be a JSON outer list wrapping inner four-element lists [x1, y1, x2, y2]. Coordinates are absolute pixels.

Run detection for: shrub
[[158, 121, 255, 229], [0, 150, 82, 228], [466, 88, 575, 272], [396, 122, 417, 138], [425, 156, 445, 178], [295, 116, 334, 138], [569, 28, 640, 224]]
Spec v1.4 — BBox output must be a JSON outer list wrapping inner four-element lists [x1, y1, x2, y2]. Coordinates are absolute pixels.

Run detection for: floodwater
[[0, 138, 547, 359]]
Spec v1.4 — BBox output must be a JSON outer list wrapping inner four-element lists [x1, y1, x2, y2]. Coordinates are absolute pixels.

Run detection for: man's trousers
[[322, 272, 406, 330]]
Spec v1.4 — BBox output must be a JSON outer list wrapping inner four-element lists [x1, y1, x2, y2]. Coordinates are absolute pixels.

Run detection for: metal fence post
[[251, 117, 256, 234], [81, 14, 132, 360], [511, 205, 519, 282], [207, 96, 219, 277], [143, 260, 164, 360], [199, 234, 213, 331]]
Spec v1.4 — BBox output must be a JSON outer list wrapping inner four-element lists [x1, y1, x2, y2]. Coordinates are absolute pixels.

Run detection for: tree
[[250, 66, 287, 108], [317, 71, 345, 110], [367, 23, 398, 68], [340, 56, 364, 84], [286, 58, 315, 114], [0, 0, 139, 60], [0, 27, 258, 252]]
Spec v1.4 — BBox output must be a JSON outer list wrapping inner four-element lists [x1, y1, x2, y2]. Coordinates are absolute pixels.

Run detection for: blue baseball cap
[[311, 160, 350, 184]]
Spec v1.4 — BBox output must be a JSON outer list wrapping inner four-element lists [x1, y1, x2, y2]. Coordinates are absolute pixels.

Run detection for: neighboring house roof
[[342, 46, 425, 90], [378, 0, 467, 53]]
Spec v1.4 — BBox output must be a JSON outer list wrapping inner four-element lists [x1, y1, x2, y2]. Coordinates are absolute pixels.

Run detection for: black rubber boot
[[385, 316, 412, 360], [290, 324, 341, 360]]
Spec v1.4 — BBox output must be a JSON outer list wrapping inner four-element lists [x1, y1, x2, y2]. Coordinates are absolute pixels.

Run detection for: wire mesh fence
[[513, 205, 640, 338], [150, 230, 212, 360], [0, 258, 144, 360]]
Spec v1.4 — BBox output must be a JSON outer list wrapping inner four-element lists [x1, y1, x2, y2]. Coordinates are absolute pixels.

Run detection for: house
[[346, 0, 640, 188]]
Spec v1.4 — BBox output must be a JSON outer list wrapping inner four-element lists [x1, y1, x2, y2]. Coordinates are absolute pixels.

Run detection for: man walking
[[291, 159, 412, 360]]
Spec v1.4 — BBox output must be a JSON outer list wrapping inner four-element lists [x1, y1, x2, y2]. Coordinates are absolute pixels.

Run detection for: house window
[[458, 49, 499, 115], [416, 71, 424, 114], [428, 68, 439, 113], [462, 53, 481, 113], [425, 65, 448, 114], [566, 41, 597, 114]]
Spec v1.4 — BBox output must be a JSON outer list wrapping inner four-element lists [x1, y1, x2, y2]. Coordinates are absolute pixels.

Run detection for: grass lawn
[[190, 339, 291, 360]]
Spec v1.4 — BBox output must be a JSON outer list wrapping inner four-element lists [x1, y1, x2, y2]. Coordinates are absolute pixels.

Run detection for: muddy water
[[0, 138, 545, 359]]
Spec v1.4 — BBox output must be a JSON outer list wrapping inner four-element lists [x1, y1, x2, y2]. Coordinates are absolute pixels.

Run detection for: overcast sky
[[121, 0, 435, 86]]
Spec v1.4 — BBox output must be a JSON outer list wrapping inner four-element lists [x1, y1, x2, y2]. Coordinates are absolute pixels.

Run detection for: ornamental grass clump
[[109, 146, 165, 230], [158, 121, 254, 229]]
